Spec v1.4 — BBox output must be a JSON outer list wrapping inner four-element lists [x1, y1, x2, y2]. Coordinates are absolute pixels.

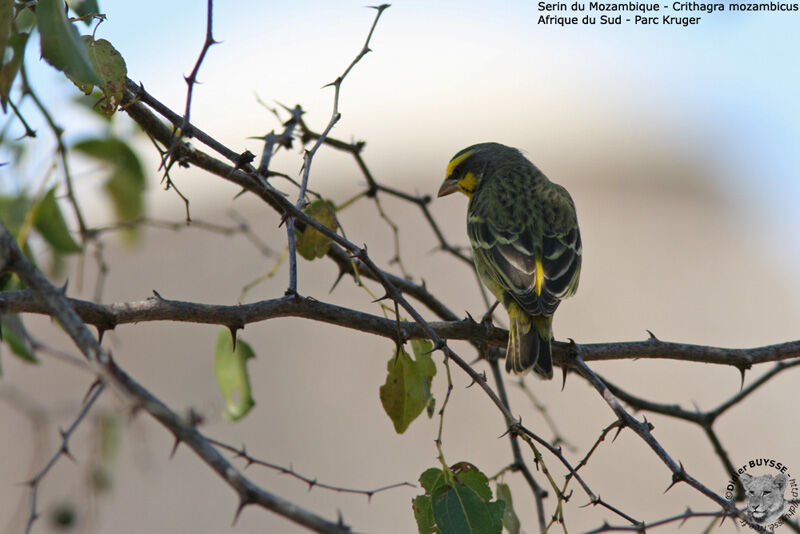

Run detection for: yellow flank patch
[[458, 171, 478, 197], [446, 150, 472, 178], [535, 256, 544, 296]]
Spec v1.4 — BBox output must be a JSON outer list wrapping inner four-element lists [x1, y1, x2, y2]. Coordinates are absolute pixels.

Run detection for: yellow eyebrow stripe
[[535, 256, 544, 296], [446, 150, 473, 178]]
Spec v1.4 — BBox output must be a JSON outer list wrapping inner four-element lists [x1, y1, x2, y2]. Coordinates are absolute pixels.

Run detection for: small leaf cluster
[[0, 0, 145, 369], [413, 463, 516, 534]]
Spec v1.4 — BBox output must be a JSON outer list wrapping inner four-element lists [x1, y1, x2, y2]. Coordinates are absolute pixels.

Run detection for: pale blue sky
[[8, 1, 800, 268]]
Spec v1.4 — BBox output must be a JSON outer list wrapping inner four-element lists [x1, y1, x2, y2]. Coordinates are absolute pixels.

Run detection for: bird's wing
[[468, 183, 581, 317]]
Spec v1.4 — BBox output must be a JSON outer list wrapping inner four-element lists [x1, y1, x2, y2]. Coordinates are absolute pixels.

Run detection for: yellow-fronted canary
[[438, 143, 581, 377]]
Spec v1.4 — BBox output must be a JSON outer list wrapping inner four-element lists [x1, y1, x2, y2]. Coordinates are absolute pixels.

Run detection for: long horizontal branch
[[3, 289, 799, 368]]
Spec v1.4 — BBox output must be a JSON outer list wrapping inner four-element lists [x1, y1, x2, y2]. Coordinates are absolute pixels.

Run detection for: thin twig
[[24, 382, 106, 534], [287, 4, 390, 293], [208, 437, 415, 500], [19, 63, 87, 238], [0, 223, 354, 534]]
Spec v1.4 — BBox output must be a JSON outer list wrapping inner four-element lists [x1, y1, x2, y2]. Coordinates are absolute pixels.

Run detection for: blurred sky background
[[10, 0, 800, 272], [1, 1, 800, 533]]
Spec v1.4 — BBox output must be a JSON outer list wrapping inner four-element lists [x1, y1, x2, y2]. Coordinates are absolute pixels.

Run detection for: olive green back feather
[[443, 142, 581, 377], [465, 148, 582, 317]]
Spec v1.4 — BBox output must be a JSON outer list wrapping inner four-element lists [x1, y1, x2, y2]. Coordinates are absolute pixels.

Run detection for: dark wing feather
[[468, 179, 581, 317]]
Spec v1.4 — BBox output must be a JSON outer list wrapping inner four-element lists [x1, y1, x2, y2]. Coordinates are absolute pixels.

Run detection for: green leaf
[[70, 36, 126, 116], [70, 0, 100, 25], [487, 501, 506, 531], [0, 32, 30, 112], [0, 192, 32, 234], [296, 199, 338, 260], [214, 329, 256, 421], [15, 7, 35, 31], [32, 187, 82, 254], [453, 464, 492, 502], [420, 467, 447, 495], [0, 314, 37, 363], [495, 483, 520, 534], [379, 344, 437, 434], [104, 166, 144, 222], [37, 0, 101, 86], [72, 137, 146, 228], [413, 495, 437, 534], [432, 484, 503, 534]]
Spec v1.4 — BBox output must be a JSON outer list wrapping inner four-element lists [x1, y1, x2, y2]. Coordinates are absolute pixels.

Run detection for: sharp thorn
[[232, 499, 248, 526], [329, 268, 347, 293], [82, 379, 103, 404], [228, 326, 238, 351]]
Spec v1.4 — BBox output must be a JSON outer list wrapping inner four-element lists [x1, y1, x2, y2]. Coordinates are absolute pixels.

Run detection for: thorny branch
[[3, 289, 798, 369], [116, 65, 799, 531], [207, 438, 414, 500], [23, 382, 106, 534], [286, 4, 390, 294], [3, 3, 798, 533], [0, 224, 353, 534]]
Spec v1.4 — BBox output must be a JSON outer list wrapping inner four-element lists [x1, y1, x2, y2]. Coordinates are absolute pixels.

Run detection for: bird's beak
[[437, 179, 459, 197]]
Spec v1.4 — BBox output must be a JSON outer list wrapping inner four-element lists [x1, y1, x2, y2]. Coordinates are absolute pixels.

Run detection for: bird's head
[[437, 142, 520, 198]]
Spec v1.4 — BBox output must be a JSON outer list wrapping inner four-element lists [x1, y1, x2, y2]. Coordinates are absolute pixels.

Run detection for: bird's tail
[[506, 307, 553, 379]]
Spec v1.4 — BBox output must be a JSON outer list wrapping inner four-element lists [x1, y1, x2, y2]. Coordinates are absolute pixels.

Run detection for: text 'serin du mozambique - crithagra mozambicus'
[[536, 1, 799, 26], [438, 143, 582, 378]]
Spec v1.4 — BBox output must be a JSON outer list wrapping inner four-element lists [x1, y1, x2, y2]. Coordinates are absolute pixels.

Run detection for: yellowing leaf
[[32, 187, 81, 253], [296, 199, 337, 260], [71, 36, 127, 116], [214, 329, 256, 421], [379, 343, 436, 434]]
